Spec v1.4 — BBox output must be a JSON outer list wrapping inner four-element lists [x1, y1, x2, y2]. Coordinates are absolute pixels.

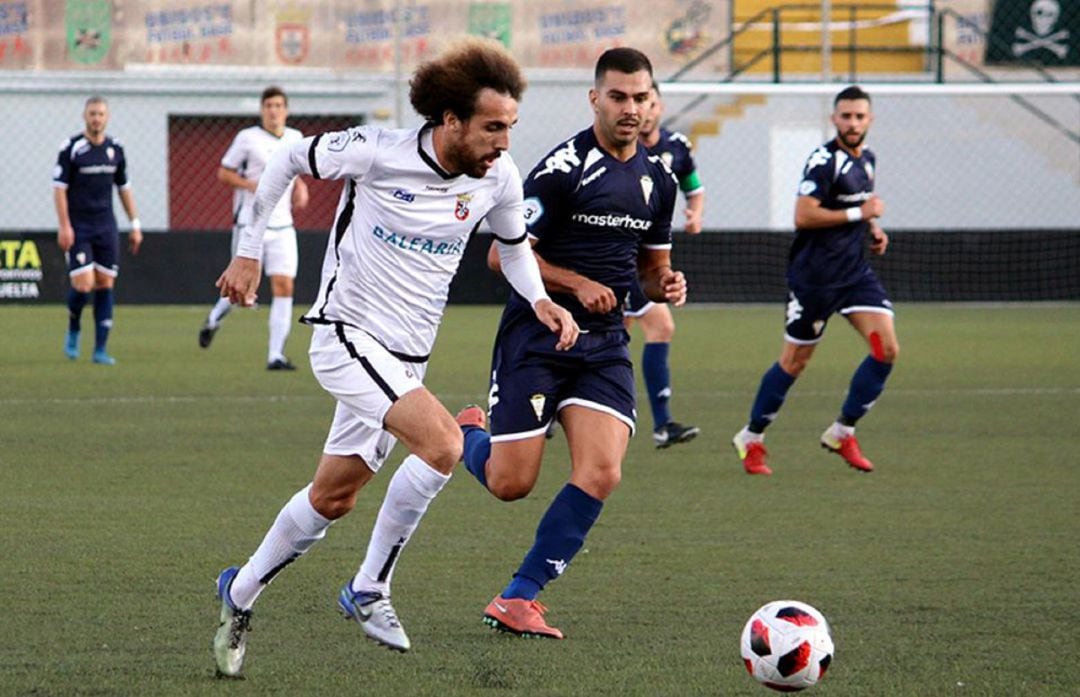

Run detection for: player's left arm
[[114, 148, 142, 254], [489, 238, 579, 350], [795, 194, 884, 229], [117, 188, 143, 255], [868, 219, 888, 255], [639, 165, 682, 303], [638, 248, 687, 306], [683, 190, 704, 234], [485, 169, 579, 350], [673, 135, 705, 234]]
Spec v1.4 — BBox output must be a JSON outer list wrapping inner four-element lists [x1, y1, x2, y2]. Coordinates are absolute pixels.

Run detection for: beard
[[608, 119, 640, 146], [443, 138, 492, 179], [839, 129, 866, 149]]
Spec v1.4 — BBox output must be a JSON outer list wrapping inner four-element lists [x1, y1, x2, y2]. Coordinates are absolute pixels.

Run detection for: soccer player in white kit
[[210, 39, 578, 679], [199, 86, 310, 370]]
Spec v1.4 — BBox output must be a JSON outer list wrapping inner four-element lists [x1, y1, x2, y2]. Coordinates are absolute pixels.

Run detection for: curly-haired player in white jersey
[[209, 39, 578, 678]]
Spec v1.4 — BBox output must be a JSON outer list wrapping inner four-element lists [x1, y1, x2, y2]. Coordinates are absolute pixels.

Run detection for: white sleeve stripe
[[52, 181, 68, 189], [642, 243, 673, 250]]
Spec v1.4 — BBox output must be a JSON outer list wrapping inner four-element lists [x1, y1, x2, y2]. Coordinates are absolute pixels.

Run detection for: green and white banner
[[65, 0, 113, 65]]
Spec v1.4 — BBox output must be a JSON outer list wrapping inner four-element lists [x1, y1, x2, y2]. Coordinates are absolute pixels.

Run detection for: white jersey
[[221, 125, 303, 228], [239, 124, 527, 360]]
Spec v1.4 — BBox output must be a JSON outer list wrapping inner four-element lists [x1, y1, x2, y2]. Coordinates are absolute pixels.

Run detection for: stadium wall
[[3, 230, 1076, 305], [3, 74, 1078, 233]]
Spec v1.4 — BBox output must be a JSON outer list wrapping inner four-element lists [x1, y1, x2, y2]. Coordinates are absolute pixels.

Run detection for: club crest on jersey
[[454, 193, 472, 221], [865, 161, 874, 180], [106, 146, 115, 161], [661, 152, 673, 169], [640, 175, 654, 204], [530, 393, 546, 421]]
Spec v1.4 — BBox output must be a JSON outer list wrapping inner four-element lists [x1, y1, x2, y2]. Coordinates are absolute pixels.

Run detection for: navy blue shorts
[[67, 225, 119, 277], [487, 310, 636, 441], [623, 279, 654, 318], [784, 273, 893, 344]]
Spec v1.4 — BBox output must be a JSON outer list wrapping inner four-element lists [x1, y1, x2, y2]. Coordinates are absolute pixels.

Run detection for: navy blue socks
[[67, 288, 89, 333], [840, 356, 893, 425], [641, 342, 672, 431], [93, 288, 114, 352], [462, 426, 491, 489], [749, 362, 796, 433], [503, 483, 603, 601]]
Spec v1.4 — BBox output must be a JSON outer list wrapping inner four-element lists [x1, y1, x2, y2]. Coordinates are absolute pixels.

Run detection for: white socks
[[207, 296, 233, 328], [268, 296, 293, 362], [738, 426, 764, 443], [827, 422, 856, 440], [229, 484, 332, 610], [353, 455, 451, 596]]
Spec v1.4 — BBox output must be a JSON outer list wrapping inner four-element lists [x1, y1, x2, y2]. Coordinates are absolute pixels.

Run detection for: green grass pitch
[[1, 303, 1077, 696]]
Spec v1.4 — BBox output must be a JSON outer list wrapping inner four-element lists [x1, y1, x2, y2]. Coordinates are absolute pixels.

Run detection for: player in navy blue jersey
[[624, 82, 705, 448], [457, 48, 686, 639], [733, 85, 897, 475], [53, 96, 143, 365]]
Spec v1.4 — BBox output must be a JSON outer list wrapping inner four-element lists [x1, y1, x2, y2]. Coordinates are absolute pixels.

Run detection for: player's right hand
[[216, 256, 262, 306], [575, 279, 618, 314], [57, 224, 74, 252], [533, 299, 579, 351], [861, 195, 885, 220]]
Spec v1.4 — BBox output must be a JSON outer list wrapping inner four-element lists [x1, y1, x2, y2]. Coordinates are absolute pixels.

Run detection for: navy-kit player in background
[[733, 85, 898, 475], [457, 48, 686, 639], [53, 96, 143, 365], [624, 81, 705, 448]]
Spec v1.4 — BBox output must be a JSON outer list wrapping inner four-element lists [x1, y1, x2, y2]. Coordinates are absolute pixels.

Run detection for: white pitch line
[[1, 386, 1077, 408]]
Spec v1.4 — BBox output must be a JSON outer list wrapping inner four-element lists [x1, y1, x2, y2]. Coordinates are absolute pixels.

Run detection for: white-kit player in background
[[209, 38, 578, 679], [199, 85, 310, 370]]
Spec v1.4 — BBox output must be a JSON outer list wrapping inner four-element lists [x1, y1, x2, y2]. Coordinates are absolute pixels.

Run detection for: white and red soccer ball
[[740, 600, 834, 692]]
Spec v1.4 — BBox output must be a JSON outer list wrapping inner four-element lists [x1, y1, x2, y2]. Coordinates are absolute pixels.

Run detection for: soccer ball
[[740, 600, 834, 692]]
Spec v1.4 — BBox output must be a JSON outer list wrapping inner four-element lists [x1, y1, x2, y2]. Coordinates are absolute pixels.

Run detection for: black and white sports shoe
[[198, 321, 218, 349], [653, 422, 701, 449], [266, 358, 297, 371], [338, 584, 411, 652]]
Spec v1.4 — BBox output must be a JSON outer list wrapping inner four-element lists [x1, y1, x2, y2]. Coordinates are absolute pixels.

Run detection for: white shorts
[[309, 323, 427, 472], [232, 225, 298, 278]]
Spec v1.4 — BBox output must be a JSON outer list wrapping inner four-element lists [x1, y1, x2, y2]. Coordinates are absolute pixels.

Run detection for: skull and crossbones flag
[[986, 0, 1079, 65]]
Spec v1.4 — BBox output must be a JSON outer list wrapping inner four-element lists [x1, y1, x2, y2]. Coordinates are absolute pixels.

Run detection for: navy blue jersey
[[646, 128, 702, 197], [515, 127, 678, 331], [789, 139, 876, 289], [53, 134, 129, 228]]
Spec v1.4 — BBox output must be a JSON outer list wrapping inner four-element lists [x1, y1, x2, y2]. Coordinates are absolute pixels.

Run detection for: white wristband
[[130, 217, 142, 230], [845, 207, 862, 223]]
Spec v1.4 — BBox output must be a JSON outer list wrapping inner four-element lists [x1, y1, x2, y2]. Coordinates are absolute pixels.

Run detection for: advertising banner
[[0, 235, 49, 302], [0, 1, 33, 68], [9, 0, 731, 73], [127, 2, 251, 65]]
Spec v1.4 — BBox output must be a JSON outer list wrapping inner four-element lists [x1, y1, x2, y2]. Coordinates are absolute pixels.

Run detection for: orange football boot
[[482, 595, 564, 640]]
